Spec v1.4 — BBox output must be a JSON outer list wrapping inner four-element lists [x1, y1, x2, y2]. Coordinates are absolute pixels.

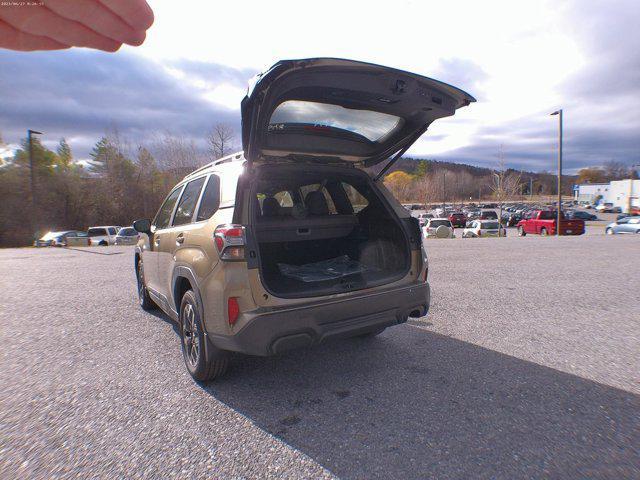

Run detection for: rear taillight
[[214, 224, 245, 261], [227, 297, 240, 325]]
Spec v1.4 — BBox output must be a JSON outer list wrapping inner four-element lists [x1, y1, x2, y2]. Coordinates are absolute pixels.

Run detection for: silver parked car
[[115, 226, 141, 245], [34, 230, 88, 247], [605, 216, 640, 235]]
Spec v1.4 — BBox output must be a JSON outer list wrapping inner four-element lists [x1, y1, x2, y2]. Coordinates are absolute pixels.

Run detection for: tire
[[180, 290, 229, 382], [606, 227, 614, 235], [136, 261, 156, 311], [540, 228, 548, 236], [518, 226, 526, 237], [99, 240, 108, 246]]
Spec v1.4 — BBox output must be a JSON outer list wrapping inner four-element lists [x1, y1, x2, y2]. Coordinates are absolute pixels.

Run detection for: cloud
[[1, 1, 638, 176], [0, 50, 250, 159]]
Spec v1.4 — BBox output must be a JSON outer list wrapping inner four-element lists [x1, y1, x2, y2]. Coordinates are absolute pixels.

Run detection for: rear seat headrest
[[262, 197, 281, 217], [305, 190, 329, 215]]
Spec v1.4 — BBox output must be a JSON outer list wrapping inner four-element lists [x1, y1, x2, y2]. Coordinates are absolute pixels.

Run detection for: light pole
[[442, 171, 446, 212], [550, 109, 563, 236], [28, 129, 43, 212], [493, 172, 503, 236]]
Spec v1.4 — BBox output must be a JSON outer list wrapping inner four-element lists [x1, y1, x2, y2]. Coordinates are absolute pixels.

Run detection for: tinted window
[[173, 177, 206, 226], [341, 182, 369, 212], [88, 228, 107, 237], [196, 175, 221, 222], [483, 222, 500, 229], [154, 188, 182, 229], [118, 227, 137, 236], [108, 227, 116, 235]]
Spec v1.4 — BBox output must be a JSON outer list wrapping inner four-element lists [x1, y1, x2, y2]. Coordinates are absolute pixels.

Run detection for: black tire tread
[[180, 290, 229, 382]]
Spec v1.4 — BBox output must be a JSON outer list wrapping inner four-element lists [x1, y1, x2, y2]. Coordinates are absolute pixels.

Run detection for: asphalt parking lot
[[1, 234, 638, 479]]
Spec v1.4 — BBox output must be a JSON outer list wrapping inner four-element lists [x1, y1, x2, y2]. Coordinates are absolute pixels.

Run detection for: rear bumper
[[207, 281, 430, 356]]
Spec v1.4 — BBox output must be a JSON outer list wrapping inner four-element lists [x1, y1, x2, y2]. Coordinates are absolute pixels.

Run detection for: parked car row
[[35, 225, 141, 247], [34, 230, 89, 247]]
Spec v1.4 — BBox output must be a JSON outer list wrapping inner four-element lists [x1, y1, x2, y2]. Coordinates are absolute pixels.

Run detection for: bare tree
[[207, 123, 237, 159], [491, 149, 522, 235], [150, 131, 202, 177]]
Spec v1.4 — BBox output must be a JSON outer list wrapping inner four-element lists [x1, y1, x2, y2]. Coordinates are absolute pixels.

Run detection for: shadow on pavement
[[203, 326, 639, 479]]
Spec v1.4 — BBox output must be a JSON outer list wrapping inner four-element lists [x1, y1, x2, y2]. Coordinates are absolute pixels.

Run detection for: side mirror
[[133, 218, 152, 234]]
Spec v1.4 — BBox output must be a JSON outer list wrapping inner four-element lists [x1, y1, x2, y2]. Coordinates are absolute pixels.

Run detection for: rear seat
[[256, 191, 358, 242]]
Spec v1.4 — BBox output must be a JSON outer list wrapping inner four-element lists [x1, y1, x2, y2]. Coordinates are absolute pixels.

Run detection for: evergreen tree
[[56, 138, 73, 167]]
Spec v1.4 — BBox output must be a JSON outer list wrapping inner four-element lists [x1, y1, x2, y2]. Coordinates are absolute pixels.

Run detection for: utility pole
[[442, 171, 446, 212], [529, 177, 533, 201], [28, 129, 43, 215], [550, 110, 562, 236]]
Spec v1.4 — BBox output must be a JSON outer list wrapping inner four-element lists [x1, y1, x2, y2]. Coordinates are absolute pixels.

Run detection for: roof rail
[[183, 151, 245, 179]]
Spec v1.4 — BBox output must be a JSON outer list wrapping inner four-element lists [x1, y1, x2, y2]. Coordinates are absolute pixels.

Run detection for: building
[[573, 183, 610, 203], [574, 180, 640, 213]]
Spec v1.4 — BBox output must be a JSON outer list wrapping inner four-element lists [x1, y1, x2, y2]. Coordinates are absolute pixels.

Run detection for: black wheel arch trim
[[171, 265, 215, 363]]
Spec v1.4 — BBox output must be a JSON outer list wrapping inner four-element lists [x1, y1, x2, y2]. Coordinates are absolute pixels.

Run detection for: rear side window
[[154, 188, 182, 230], [174, 177, 206, 226], [341, 182, 369, 212], [88, 228, 107, 236], [196, 175, 221, 221]]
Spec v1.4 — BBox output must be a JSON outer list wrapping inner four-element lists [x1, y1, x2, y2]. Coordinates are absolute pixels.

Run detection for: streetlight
[[493, 172, 503, 236], [550, 109, 562, 236], [27, 129, 43, 223]]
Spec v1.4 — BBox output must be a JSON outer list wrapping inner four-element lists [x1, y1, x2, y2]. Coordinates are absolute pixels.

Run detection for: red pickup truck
[[516, 210, 585, 236]]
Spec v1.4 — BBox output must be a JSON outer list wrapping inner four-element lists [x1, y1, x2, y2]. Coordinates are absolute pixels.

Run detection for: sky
[[0, 0, 638, 173]]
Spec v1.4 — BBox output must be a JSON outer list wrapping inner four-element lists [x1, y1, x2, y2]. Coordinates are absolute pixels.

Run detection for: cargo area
[[251, 167, 411, 298]]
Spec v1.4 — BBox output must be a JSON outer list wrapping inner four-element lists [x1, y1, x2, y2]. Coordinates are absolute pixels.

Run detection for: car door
[[628, 218, 640, 233], [156, 176, 207, 302], [145, 186, 183, 294], [613, 218, 630, 233]]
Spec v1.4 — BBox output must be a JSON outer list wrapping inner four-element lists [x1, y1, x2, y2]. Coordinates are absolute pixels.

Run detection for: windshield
[[88, 228, 107, 237], [269, 100, 403, 142]]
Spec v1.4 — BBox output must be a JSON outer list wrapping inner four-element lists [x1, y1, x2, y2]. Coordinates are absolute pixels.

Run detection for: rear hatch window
[[270, 100, 403, 142]]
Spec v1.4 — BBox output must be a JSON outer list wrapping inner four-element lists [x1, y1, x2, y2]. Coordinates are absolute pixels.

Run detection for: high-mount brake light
[[214, 224, 246, 261]]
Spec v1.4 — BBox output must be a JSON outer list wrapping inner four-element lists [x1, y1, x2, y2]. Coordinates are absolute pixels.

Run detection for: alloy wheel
[[182, 303, 200, 367]]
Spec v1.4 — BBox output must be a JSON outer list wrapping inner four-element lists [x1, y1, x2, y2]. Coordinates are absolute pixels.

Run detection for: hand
[[0, 0, 154, 52]]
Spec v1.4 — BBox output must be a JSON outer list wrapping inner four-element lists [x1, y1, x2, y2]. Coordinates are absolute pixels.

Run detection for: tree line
[[1, 126, 636, 247], [0, 126, 237, 247]]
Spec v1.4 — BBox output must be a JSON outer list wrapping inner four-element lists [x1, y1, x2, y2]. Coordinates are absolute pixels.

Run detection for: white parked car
[[87, 225, 121, 246], [462, 219, 506, 238], [115, 226, 141, 245], [422, 218, 455, 238]]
